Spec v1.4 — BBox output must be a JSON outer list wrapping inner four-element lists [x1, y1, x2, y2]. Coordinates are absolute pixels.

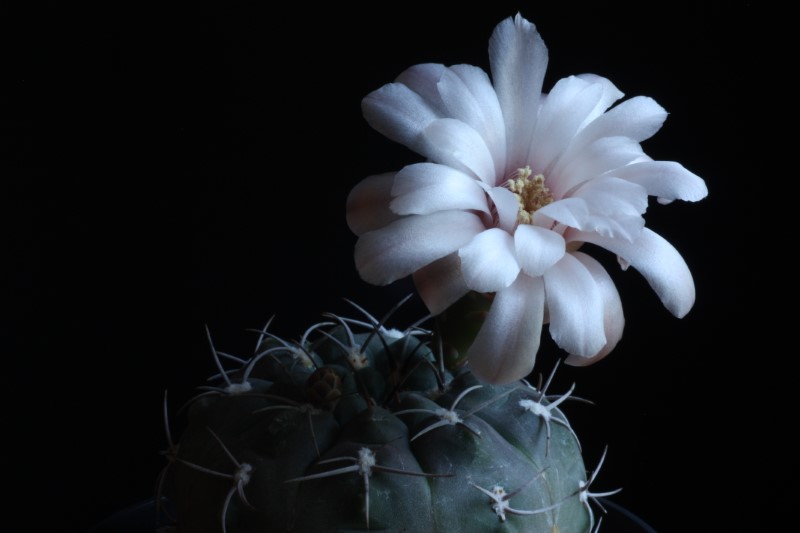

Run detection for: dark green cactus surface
[[160, 302, 597, 532]]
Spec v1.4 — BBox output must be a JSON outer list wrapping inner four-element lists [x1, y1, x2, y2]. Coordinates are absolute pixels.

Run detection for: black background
[[4, 1, 785, 532]]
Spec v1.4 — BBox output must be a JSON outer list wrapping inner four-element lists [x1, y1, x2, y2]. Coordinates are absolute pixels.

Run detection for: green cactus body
[[164, 306, 593, 532]]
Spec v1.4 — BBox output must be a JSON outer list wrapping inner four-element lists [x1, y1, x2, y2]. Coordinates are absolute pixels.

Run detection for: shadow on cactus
[[156, 296, 618, 532]]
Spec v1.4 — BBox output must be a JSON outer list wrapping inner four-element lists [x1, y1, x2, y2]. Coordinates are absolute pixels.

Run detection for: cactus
[[158, 297, 615, 532]]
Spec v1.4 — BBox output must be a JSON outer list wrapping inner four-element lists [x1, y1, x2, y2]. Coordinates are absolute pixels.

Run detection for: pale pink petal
[[450, 64, 507, 176], [412, 253, 469, 316], [483, 185, 520, 233], [549, 136, 646, 198], [391, 163, 489, 216], [534, 197, 589, 229], [458, 228, 520, 292], [489, 13, 548, 169], [565, 252, 624, 366], [567, 227, 696, 317], [563, 176, 649, 240], [467, 274, 546, 384], [514, 225, 565, 277], [572, 176, 648, 216], [423, 118, 497, 183], [361, 83, 441, 154], [396, 63, 448, 113], [544, 253, 607, 356], [530, 77, 603, 174], [354, 211, 484, 286], [436, 68, 494, 141], [435, 67, 510, 183], [605, 161, 708, 204], [581, 214, 645, 241], [534, 194, 643, 241], [575, 74, 625, 128], [576, 95, 667, 146], [346, 173, 399, 236]]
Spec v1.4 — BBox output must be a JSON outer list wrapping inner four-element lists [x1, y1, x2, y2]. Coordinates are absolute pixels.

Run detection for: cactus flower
[[347, 13, 707, 384]]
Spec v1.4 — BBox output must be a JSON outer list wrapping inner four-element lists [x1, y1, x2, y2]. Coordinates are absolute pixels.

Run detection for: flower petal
[[412, 252, 469, 316], [544, 253, 607, 356], [449, 64, 507, 177], [567, 227, 696, 317], [483, 185, 520, 234], [572, 176, 648, 216], [605, 161, 708, 204], [584, 214, 645, 241], [530, 76, 603, 174], [577, 95, 667, 146], [550, 136, 646, 197], [362, 82, 440, 154], [534, 197, 589, 229], [423, 118, 497, 183], [354, 211, 485, 286], [575, 73, 625, 128], [563, 176, 648, 240], [458, 228, 520, 292], [565, 252, 624, 366], [346, 172, 399, 236], [514, 224, 565, 277], [391, 163, 489, 216], [396, 63, 448, 113], [489, 13, 548, 169], [467, 274, 545, 384], [436, 68, 494, 145]]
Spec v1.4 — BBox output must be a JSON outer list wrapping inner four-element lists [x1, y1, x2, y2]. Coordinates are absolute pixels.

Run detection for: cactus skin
[[164, 304, 593, 532]]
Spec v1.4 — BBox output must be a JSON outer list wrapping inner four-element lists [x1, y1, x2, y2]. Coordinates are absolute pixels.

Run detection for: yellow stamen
[[506, 166, 554, 225]]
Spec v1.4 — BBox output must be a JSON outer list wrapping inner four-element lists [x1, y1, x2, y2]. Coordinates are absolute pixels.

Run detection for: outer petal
[[423, 118, 497, 183], [396, 63, 448, 113], [346, 172, 399, 236], [514, 224, 565, 277], [565, 177, 649, 240], [436, 69, 483, 123], [579, 214, 644, 242], [391, 163, 489, 216], [575, 95, 667, 146], [534, 197, 589, 229], [567, 227, 696, 317], [575, 73, 625, 128], [530, 77, 603, 175], [436, 68, 501, 161], [489, 13, 548, 169], [549, 136, 646, 198], [536, 205, 643, 244], [412, 252, 470, 316], [605, 161, 708, 204], [544, 253, 607, 356], [467, 274, 545, 384], [571, 176, 648, 216], [565, 252, 624, 366], [354, 211, 484, 286], [450, 64, 507, 177], [362, 83, 440, 154], [458, 228, 520, 293], [548, 96, 666, 196]]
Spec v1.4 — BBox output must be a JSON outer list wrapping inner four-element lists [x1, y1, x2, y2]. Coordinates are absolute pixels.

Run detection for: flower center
[[506, 166, 553, 225]]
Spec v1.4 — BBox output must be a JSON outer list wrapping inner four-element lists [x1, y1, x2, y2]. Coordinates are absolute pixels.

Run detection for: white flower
[[347, 14, 707, 384]]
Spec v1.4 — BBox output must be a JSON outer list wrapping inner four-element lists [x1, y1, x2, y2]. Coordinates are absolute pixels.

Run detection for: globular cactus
[[159, 298, 613, 532]]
